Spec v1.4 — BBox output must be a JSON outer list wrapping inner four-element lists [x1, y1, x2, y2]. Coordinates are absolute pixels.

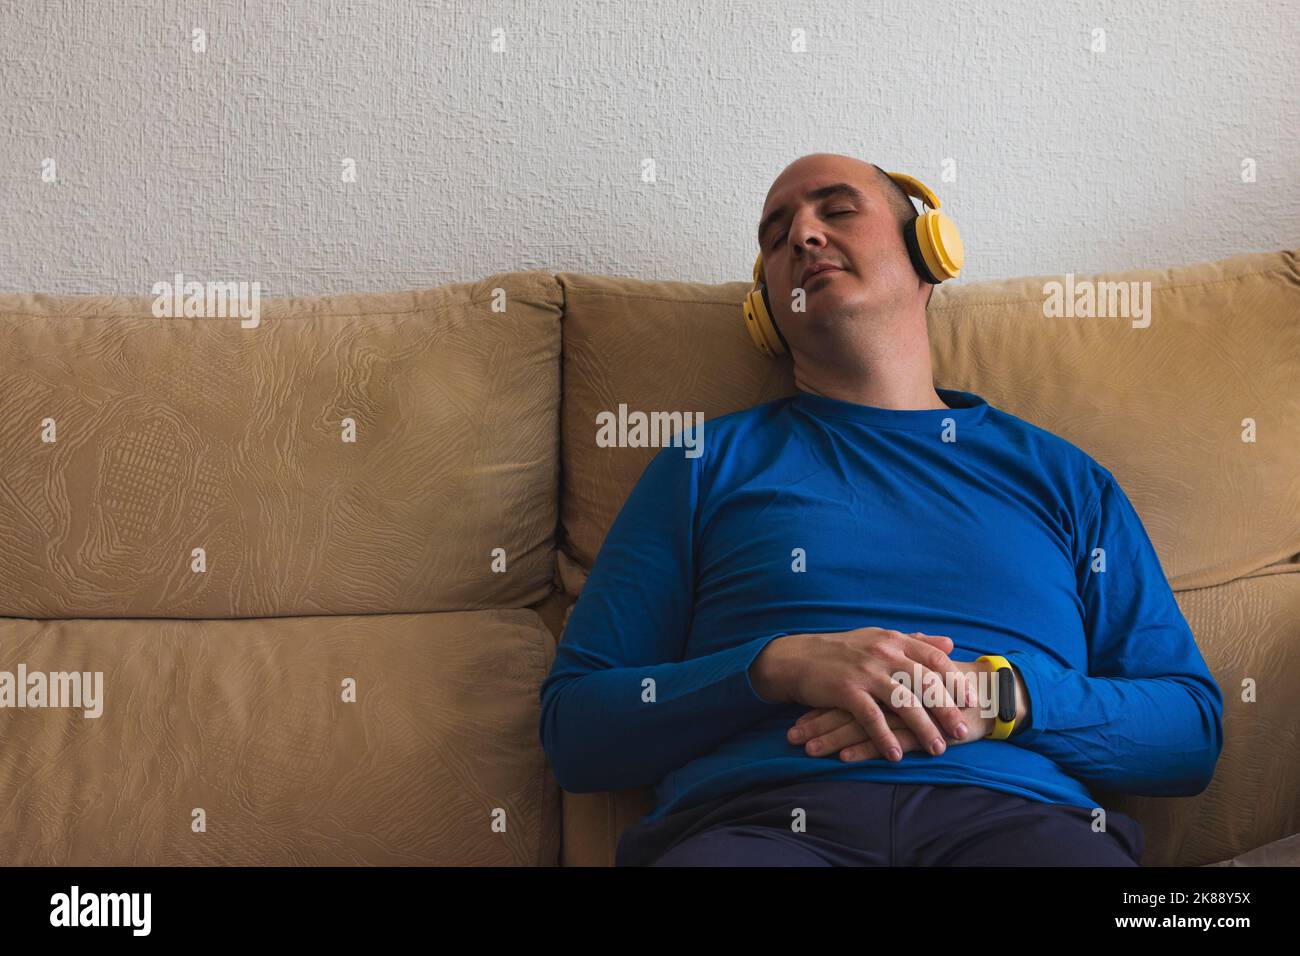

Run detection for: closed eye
[[769, 209, 856, 249]]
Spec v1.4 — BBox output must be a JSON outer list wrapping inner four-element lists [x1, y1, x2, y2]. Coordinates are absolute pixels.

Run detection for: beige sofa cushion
[[1206, 831, 1300, 866], [0, 274, 562, 617], [1098, 572, 1300, 866], [0, 609, 559, 865]]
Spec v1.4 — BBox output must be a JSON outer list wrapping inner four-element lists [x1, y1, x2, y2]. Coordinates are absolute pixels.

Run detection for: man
[[538, 153, 1224, 866]]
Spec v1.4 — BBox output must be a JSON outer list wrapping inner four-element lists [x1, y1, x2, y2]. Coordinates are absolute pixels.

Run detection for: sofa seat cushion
[[0, 609, 559, 865]]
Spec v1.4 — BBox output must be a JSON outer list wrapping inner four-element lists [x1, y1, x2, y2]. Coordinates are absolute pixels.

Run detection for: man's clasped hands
[[748, 626, 1017, 764]]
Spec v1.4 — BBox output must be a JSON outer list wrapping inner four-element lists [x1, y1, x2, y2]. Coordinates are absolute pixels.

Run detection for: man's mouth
[[801, 265, 844, 286]]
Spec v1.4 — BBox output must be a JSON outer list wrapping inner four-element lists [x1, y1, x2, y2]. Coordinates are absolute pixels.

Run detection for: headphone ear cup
[[760, 284, 790, 354], [742, 251, 789, 357], [744, 252, 781, 357], [903, 216, 943, 284], [912, 210, 965, 283], [743, 282, 789, 357]]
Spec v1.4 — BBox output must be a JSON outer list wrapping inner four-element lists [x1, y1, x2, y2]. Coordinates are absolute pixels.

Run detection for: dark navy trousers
[[615, 780, 1144, 866]]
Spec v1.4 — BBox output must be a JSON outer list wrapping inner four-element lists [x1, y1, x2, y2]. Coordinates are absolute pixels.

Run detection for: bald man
[[539, 154, 1223, 866]]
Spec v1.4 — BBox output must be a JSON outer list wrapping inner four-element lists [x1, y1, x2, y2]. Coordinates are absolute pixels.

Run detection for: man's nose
[[791, 235, 826, 262], [789, 218, 826, 250]]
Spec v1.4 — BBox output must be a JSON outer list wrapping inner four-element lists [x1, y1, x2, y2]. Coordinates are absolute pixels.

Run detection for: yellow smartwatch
[[976, 655, 1018, 740]]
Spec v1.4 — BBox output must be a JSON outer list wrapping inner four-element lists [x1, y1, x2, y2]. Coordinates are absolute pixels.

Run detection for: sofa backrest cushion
[[0, 274, 563, 617]]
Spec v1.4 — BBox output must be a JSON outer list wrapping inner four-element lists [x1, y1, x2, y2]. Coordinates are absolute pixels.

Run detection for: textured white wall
[[1, 0, 1296, 296]]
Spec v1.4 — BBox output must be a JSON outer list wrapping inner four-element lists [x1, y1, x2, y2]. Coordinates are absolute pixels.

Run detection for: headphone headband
[[885, 171, 941, 210]]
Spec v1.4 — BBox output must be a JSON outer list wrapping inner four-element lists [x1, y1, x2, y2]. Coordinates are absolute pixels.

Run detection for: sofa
[[0, 248, 1296, 866]]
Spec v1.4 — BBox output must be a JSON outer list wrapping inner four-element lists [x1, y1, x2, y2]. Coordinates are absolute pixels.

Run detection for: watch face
[[996, 668, 1016, 723]]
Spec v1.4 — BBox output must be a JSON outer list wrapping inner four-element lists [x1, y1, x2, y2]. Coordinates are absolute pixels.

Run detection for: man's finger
[[794, 707, 832, 726], [842, 727, 922, 762], [803, 717, 873, 757], [805, 709, 908, 755], [848, 688, 905, 762], [788, 707, 854, 744], [900, 637, 969, 744], [910, 631, 954, 652], [880, 669, 950, 756]]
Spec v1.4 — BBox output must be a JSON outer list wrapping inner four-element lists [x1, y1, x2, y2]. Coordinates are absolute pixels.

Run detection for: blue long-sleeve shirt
[[539, 387, 1224, 823]]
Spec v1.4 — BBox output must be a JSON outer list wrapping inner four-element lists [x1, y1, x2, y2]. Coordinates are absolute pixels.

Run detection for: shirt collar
[[791, 386, 990, 431]]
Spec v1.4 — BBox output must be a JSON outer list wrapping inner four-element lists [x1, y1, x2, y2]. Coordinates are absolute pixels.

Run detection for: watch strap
[[976, 655, 1017, 740]]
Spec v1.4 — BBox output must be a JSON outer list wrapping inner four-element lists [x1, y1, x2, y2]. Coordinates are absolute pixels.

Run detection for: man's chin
[[803, 293, 875, 328]]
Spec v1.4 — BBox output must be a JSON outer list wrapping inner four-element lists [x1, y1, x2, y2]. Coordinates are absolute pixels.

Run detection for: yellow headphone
[[742, 171, 965, 358]]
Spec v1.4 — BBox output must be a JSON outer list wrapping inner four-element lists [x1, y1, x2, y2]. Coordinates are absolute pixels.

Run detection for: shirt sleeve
[[1003, 468, 1225, 796], [538, 435, 791, 794]]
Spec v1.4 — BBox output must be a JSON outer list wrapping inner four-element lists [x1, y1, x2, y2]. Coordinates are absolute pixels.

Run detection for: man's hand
[[787, 659, 1031, 761], [788, 660, 990, 760], [749, 628, 976, 762]]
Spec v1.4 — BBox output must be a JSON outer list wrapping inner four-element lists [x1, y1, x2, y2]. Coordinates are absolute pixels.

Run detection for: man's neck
[[792, 335, 947, 411], [796, 377, 949, 411]]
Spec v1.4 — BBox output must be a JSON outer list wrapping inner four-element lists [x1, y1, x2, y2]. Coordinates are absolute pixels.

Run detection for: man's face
[[757, 155, 921, 345]]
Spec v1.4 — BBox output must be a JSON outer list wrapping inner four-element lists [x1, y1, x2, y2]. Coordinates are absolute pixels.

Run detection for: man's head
[[756, 153, 933, 355]]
